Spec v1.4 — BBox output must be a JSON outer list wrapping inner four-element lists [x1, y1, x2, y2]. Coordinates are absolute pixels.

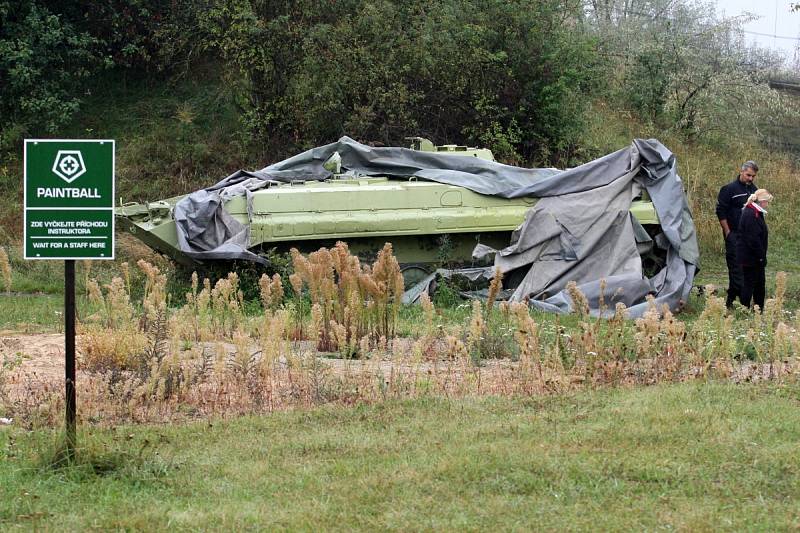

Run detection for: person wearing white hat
[[736, 189, 772, 310]]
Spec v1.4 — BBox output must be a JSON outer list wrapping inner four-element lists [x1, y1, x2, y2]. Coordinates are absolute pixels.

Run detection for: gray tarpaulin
[[173, 136, 699, 317]]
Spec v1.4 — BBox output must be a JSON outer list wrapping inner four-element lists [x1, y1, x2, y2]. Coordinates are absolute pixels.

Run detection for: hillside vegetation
[[1, 0, 799, 281]]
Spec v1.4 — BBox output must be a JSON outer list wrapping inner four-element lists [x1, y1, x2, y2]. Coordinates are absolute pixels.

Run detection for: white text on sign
[[36, 187, 101, 199]]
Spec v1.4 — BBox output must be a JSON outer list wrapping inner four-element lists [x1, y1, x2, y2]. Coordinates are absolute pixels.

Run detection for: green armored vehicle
[[117, 137, 661, 285]]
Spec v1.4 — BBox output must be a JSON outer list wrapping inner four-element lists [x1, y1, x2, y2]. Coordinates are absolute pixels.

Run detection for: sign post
[[24, 139, 115, 457]]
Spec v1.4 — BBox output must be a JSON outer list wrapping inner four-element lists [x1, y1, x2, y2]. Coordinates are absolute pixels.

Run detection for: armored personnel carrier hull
[[117, 139, 661, 285]]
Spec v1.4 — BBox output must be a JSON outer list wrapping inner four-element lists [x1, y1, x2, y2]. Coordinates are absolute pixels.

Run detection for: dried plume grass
[[0, 245, 11, 293], [259, 273, 284, 311], [5, 249, 800, 430], [291, 242, 404, 355], [486, 267, 503, 313], [80, 263, 154, 370]]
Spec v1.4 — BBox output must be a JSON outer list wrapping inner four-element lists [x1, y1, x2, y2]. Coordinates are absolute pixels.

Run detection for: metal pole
[[65, 259, 76, 458]]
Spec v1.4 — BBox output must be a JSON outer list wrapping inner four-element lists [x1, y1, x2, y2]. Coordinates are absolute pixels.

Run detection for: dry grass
[[1, 245, 799, 429], [0, 245, 11, 293], [290, 241, 404, 354]]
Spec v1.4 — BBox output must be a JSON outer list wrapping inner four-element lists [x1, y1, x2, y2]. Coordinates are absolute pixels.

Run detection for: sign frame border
[[23, 139, 116, 261]]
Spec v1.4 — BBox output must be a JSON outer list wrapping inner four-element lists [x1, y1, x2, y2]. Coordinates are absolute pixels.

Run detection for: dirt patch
[[1, 334, 76, 421], [0, 332, 511, 402], [0, 334, 434, 387], [2, 334, 66, 383], [2, 332, 797, 429], [1, 332, 793, 392]]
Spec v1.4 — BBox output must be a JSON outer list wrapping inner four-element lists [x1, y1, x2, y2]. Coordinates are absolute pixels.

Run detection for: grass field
[[1, 382, 799, 530], [0, 294, 63, 333]]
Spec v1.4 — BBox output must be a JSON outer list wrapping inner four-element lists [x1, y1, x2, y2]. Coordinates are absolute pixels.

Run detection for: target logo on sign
[[52, 150, 87, 183]]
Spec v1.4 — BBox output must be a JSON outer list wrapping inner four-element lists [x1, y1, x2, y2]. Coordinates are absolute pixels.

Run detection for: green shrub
[[198, 0, 597, 165], [0, 1, 99, 153]]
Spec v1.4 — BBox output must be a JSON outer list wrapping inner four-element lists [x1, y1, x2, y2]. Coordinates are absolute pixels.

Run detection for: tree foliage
[[47, 0, 178, 68], [0, 1, 99, 151], [0, 1, 192, 156], [584, 0, 793, 144], [1, 0, 797, 166], [198, 0, 596, 165]]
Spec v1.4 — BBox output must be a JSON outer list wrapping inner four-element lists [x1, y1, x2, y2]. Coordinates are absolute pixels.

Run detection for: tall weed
[[290, 242, 403, 355], [0, 245, 11, 293], [3, 247, 799, 429]]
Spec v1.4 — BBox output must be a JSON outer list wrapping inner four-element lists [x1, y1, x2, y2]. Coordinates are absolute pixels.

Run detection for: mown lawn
[[2, 382, 799, 530]]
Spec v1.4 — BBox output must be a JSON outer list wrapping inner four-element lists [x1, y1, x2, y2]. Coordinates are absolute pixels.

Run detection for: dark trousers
[[740, 264, 766, 310], [724, 232, 744, 307]]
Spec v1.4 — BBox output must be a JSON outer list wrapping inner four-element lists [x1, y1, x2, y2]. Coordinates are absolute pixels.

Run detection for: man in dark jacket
[[716, 161, 758, 308]]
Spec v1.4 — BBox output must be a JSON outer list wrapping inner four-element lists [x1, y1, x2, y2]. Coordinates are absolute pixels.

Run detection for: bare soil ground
[[0, 333, 506, 408], [1, 332, 794, 429], [0, 332, 526, 427], [0, 332, 792, 393], [0, 333, 512, 394], [2, 334, 66, 384]]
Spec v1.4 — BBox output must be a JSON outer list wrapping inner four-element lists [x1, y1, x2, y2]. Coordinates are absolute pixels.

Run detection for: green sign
[[24, 140, 115, 260]]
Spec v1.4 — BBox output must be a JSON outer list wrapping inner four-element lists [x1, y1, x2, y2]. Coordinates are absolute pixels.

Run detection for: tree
[[198, 0, 597, 165], [584, 0, 788, 142], [0, 1, 99, 154]]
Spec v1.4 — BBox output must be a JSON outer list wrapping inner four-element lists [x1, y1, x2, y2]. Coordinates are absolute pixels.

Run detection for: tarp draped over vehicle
[[173, 136, 699, 317]]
